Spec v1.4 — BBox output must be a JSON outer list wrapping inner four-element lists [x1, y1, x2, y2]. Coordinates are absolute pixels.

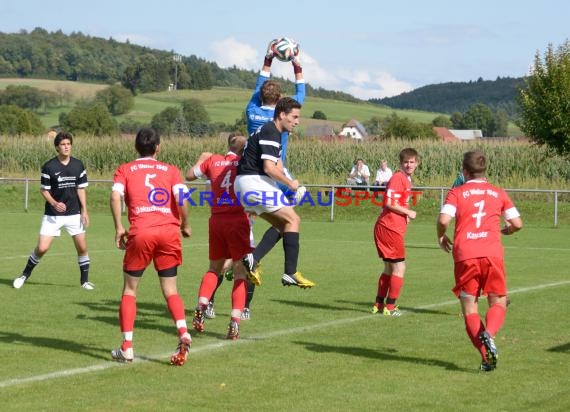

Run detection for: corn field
[[1, 135, 569, 188]]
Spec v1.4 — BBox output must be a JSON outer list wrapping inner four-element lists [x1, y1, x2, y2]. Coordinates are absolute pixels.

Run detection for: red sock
[[485, 303, 506, 337], [465, 313, 486, 360], [376, 273, 390, 302], [119, 294, 136, 349], [386, 276, 404, 310], [166, 294, 187, 335], [198, 271, 219, 301], [231, 278, 247, 312]]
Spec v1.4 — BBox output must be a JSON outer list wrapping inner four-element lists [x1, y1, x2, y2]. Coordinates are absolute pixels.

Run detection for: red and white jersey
[[194, 152, 243, 215], [112, 158, 187, 234], [441, 179, 520, 262], [378, 170, 412, 233]]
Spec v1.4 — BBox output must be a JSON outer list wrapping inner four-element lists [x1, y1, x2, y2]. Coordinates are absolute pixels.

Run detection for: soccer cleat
[[242, 253, 262, 286], [81, 281, 95, 290], [192, 308, 205, 332], [226, 320, 240, 340], [12, 275, 27, 289], [372, 304, 382, 314], [479, 331, 498, 369], [241, 308, 250, 320], [382, 306, 402, 317], [170, 332, 192, 366], [479, 361, 495, 372], [111, 347, 134, 363], [204, 301, 216, 319], [281, 272, 315, 289], [224, 267, 234, 281]]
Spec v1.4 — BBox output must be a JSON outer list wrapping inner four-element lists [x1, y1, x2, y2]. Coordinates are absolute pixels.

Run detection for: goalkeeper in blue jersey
[[245, 39, 305, 201], [240, 40, 315, 290]]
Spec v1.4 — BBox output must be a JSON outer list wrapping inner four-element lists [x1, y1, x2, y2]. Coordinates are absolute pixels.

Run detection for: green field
[[1, 195, 569, 411]]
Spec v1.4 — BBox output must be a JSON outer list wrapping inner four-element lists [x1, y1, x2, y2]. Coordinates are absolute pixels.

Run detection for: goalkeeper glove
[[292, 52, 302, 74], [264, 39, 277, 67]]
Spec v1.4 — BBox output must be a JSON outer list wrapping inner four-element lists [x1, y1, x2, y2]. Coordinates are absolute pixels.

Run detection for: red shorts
[[209, 213, 252, 261], [374, 222, 405, 262], [453, 256, 507, 298], [123, 225, 182, 273]]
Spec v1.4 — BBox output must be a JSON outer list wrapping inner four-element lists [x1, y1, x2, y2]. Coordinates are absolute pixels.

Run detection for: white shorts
[[234, 175, 293, 215], [39, 214, 85, 237]]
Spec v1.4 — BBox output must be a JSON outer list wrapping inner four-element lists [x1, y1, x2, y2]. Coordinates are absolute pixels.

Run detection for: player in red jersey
[[110, 128, 192, 365], [437, 150, 523, 372], [185, 134, 251, 340], [372, 148, 419, 317]]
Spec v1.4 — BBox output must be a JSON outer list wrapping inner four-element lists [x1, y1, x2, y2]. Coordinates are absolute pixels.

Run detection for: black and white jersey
[[41, 156, 88, 216], [237, 122, 282, 176]]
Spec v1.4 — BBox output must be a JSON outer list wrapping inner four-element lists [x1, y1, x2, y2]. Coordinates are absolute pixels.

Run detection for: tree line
[[371, 77, 524, 118], [0, 28, 358, 101], [1, 29, 569, 157]]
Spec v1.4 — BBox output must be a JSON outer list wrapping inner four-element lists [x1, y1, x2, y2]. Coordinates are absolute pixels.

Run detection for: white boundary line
[[1, 280, 569, 389]]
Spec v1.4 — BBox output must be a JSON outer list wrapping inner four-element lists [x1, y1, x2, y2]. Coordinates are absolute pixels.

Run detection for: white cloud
[[210, 37, 258, 69]]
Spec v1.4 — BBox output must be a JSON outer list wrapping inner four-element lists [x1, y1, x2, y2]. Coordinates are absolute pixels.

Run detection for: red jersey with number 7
[[441, 179, 520, 262], [112, 158, 187, 234]]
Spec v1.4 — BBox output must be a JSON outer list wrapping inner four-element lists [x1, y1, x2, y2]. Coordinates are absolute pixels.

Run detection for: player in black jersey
[[13, 132, 93, 290], [235, 97, 315, 289]]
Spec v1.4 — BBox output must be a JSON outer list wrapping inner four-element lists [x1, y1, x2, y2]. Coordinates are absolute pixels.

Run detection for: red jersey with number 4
[[442, 179, 520, 262], [199, 153, 243, 215], [378, 170, 412, 233], [112, 158, 186, 234]]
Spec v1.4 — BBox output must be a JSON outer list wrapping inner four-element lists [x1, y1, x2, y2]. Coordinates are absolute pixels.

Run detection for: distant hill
[[1, 28, 526, 119], [0, 28, 359, 103], [370, 77, 525, 117]]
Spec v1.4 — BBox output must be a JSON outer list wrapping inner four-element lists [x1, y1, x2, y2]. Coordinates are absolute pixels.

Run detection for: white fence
[[1, 178, 569, 227]]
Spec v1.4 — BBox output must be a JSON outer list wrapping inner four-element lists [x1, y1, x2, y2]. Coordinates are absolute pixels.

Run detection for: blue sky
[[2, 0, 569, 99]]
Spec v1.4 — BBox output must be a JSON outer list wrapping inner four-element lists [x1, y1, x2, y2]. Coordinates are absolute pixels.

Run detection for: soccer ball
[[271, 37, 299, 62]]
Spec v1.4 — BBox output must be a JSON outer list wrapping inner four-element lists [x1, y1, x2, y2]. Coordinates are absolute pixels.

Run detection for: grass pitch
[[0, 209, 569, 411]]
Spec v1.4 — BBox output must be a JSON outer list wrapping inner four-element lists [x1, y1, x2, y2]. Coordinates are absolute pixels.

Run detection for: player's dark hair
[[54, 131, 73, 146], [463, 150, 487, 178], [399, 147, 419, 163], [261, 80, 282, 106], [274, 97, 302, 120], [227, 132, 246, 154], [135, 128, 160, 157]]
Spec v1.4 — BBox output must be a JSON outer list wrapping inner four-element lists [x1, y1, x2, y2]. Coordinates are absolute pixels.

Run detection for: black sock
[[78, 255, 90, 284], [210, 275, 224, 303], [245, 282, 255, 308], [253, 227, 282, 262], [283, 232, 300, 275], [23, 252, 41, 279]]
